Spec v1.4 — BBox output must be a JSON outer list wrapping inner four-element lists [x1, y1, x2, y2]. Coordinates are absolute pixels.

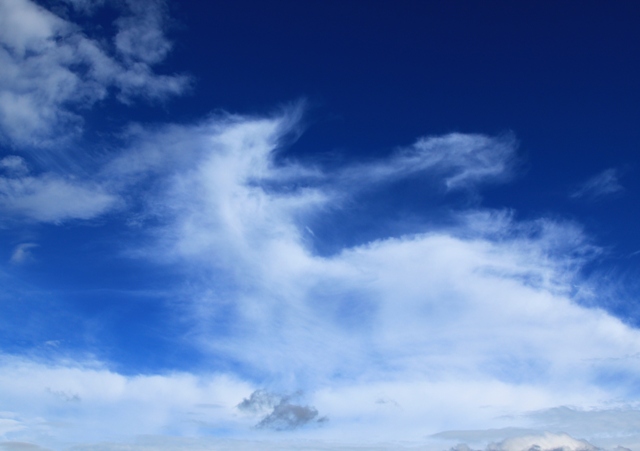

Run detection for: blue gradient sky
[[1, 1, 640, 450]]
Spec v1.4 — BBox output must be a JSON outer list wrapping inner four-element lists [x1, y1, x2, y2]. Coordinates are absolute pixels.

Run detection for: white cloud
[[0, 172, 117, 223], [9, 243, 37, 264], [571, 168, 623, 200], [95, 110, 640, 445], [341, 132, 517, 191], [0, 155, 118, 223], [114, 0, 172, 65], [0, 156, 29, 175], [0, 355, 255, 446], [487, 433, 597, 451], [2, 108, 640, 449], [0, 0, 189, 148], [122, 113, 635, 384]]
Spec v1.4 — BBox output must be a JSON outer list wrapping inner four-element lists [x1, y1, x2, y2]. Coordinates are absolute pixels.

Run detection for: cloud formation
[[117, 111, 636, 380], [571, 168, 623, 200], [342, 132, 517, 191], [0, 0, 188, 147], [0, 355, 254, 446], [9, 243, 37, 264], [1, 106, 640, 448], [64, 109, 634, 445], [0, 156, 117, 223], [238, 390, 325, 430]]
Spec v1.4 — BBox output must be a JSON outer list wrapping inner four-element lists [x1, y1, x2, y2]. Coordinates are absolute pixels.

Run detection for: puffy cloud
[[90, 109, 640, 445], [238, 390, 325, 430], [0, 0, 189, 148], [107, 112, 640, 387]]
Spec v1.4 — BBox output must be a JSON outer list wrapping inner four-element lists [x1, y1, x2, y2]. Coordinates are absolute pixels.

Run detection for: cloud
[[2, 106, 640, 448], [65, 109, 637, 447], [0, 355, 255, 446], [0, 156, 117, 223], [341, 132, 517, 191], [238, 390, 325, 431], [0, 0, 189, 148], [571, 168, 623, 200], [0, 156, 29, 175], [9, 243, 37, 264], [486, 432, 597, 451], [256, 401, 322, 431]]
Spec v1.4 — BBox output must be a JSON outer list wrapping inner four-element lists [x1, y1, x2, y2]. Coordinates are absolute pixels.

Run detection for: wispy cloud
[[9, 243, 37, 264], [0, 0, 189, 148], [1, 107, 639, 449], [0, 156, 117, 223], [340, 132, 517, 191], [571, 168, 624, 200], [91, 109, 640, 444]]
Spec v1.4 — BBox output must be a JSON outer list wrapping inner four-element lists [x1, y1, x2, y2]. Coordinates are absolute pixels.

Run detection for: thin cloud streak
[[571, 168, 624, 200], [96, 109, 640, 443]]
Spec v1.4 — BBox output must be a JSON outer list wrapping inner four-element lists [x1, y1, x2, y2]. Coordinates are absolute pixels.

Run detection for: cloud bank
[[0, 107, 637, 448]]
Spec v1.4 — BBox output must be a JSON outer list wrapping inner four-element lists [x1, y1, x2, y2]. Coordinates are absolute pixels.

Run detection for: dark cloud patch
[[256, 401, 319, 431], [237, 389, 280, 414], [237, 390, 327, 431]]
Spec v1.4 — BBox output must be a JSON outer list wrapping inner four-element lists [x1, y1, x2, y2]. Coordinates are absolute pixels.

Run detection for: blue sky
[[1, 1, 640, 450]]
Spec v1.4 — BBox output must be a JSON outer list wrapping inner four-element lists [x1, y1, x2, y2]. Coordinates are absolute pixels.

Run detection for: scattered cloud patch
[[238, 390, 326, 431], [0, 156, 29, 176], [0, 0, 189, 147], [9, 243, 37, 264], [0, 170, 117, 223], [571, 168, 623, 200]]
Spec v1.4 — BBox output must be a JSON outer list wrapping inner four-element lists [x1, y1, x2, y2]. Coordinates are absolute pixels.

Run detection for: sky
[[1, 0, 640, 450]]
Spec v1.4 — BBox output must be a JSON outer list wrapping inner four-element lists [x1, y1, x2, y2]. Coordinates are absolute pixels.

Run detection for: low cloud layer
[[0, 156, 117, 223]]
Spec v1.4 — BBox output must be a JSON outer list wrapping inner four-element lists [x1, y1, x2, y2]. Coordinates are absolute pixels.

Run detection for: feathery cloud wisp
[[571, 168, 623, 200]]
